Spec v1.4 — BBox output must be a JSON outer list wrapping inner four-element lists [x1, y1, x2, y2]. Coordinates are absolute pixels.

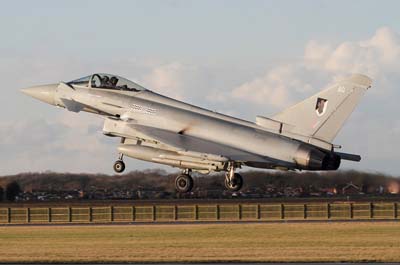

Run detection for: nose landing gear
[[113, 149, 125, 173], [113, 159, 125, 173], [114, 137, 126, 174]]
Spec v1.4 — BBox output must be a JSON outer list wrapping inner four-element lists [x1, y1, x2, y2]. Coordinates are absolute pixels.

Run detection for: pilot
[[110, 76, 119, 88], [101, 76, 110, 88]]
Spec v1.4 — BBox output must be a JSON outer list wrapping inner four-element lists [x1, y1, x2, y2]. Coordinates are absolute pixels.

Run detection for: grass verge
[[0, 222, 399, 263]]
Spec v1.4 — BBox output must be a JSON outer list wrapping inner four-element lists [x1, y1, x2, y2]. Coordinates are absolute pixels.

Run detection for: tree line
[[0, 169, 398, 201], [0, 181, 22, 202]]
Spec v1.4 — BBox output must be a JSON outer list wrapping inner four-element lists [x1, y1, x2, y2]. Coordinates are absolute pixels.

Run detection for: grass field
[[0, 222, 399, 263]]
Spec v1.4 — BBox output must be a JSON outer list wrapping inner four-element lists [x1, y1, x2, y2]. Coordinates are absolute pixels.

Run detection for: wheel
[[175, 174, 194, 193], [113, 160, 125, 173], [225, 173, 243, 192]]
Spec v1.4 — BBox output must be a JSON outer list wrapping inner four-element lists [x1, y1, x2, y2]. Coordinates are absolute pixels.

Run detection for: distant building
[[341, 182, 362, 195], [320, 187, 337, 196]]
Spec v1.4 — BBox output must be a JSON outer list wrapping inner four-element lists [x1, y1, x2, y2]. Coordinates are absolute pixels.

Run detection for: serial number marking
[[131, 104, 157, 115], [337, 85, 346, 93]]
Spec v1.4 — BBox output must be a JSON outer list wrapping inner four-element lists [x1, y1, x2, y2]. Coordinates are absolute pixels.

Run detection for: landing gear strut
[[113, 138, 126, 173], [224, 163, 243, 192], [175, 169, 193, 193]]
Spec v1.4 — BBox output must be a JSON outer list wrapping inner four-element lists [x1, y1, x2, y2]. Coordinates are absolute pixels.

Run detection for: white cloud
[[226, 27, 400, 112], [55, 112, 108, 154], [141, 62, 186, 100], [305, 27, 400, 78], [0, 113, 118, 174], [231, 65, 314, 108], [140, 62, 219, 104]]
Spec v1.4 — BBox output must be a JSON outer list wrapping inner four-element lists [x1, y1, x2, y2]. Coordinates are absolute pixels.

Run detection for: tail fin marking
[[272, 74, 372, 143]]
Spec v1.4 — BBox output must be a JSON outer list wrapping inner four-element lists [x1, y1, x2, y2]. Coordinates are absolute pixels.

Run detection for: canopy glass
[[68, 73, 146, 92]]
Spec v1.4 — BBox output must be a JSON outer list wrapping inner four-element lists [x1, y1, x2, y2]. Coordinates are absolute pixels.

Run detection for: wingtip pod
[[344, 73, 373, 88]]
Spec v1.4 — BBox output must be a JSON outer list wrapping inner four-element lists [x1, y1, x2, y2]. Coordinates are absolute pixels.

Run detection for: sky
[[0, 0, 400, 175]]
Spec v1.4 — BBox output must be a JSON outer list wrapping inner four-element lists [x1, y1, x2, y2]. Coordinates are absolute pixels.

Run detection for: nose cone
[[21, 84, 57, 105]]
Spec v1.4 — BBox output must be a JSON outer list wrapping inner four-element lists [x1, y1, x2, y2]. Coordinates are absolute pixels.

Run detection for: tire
[[224, 173, 243, 192], [175, 174, 194, 193], [113, 160, 125, 173]]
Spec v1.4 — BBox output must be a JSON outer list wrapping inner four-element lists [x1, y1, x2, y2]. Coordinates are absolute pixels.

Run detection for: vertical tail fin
[[272, 74, 372, 143]]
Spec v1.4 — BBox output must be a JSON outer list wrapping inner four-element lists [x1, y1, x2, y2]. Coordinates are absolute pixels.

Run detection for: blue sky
[[1, 0, 400, 175], [3, 0, 399, 64]]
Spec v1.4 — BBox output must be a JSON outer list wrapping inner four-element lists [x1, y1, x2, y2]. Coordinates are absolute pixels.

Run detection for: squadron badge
[[315, 97, 328, 116]]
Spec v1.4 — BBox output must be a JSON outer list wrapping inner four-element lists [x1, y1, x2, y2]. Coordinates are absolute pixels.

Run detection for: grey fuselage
[[54, 83, 334, 171], [23, 73, 374, 173]]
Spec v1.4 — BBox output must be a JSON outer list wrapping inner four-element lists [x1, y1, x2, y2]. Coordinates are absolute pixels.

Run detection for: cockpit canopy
[[68, 73, 146, 92]]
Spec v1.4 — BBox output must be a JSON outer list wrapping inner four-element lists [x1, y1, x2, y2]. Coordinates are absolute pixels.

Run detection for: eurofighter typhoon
[[21, 73, 371, 193]]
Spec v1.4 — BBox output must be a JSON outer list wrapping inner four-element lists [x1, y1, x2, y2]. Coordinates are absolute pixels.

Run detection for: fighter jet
[[21, 73, 372, 193]]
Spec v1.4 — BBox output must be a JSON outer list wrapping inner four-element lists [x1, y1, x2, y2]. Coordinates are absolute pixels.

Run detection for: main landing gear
[[174, 165, 244, 193], [224, 164, 243, 192], [175, 169, 194, 193]]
